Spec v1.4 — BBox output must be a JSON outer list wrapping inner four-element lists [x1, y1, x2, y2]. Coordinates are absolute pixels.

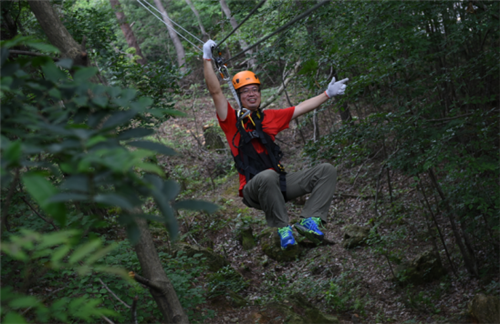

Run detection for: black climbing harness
[[231, 109, 287, 200]]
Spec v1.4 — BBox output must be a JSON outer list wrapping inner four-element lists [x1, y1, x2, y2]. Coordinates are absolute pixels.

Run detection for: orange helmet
[[232, 71, 260, 90]]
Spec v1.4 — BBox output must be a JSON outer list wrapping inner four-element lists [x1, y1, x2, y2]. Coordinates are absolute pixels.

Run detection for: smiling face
[[238, 84, 261, 111]]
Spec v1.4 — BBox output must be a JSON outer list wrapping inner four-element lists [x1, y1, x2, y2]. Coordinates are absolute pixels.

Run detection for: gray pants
[[242, 163, 337, 228]]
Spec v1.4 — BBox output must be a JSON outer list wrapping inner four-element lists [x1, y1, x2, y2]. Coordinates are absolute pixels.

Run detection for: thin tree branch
[[98, 278, 131, 309], [9, 50, 59, 60], [131, 295, 139, 324], [101, 315, 116, 324], [129, 271, 162, 291], [1, 169, 19, 233], [20, 196, 60, 231], [261, 60, 302, 109], [21, 287, 64, 316], [422, 113, 473, 122]]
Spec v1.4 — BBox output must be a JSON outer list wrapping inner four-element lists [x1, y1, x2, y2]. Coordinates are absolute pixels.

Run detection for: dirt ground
[[156, 90, 491, 324]]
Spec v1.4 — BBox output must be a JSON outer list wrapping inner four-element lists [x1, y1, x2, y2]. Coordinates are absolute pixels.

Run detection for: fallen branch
[[101, 315, 116, 324], [333, 193, 375, 199], [98, 278, 131, 309]]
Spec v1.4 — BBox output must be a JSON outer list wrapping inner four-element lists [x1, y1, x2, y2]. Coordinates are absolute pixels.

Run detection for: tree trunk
[[27, 0, 88, 67], [184, 0, 208, 41], [27, 2, 189, 321], [134, 218, 190, 324], [219, 0, 256, 68], [153, 0, 186, 73], [1, 4, 19, 41], [109, 0, 147, 65]]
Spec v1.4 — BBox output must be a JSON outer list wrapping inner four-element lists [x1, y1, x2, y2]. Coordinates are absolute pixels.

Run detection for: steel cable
[[216, 0, 267, 47], [136, 0, 202, 51], [222, 0, 329, 64]]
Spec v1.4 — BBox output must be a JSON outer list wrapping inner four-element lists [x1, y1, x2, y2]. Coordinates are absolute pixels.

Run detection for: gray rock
[[468, 293, 500, 324], [342, 224, 371, 249], [394, 250, 446, 285], [174, 243, 229, 272]]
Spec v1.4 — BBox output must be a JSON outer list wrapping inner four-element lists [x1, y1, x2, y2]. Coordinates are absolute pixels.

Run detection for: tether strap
[[233, 110, 287, 200]]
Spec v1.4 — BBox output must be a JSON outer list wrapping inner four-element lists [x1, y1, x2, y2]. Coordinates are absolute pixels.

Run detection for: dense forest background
[[1, 0, 499, 323]]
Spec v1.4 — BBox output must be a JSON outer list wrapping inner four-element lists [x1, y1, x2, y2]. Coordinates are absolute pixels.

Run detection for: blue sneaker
[[277, 226, 296, 250], [294, 217, 324, 244]]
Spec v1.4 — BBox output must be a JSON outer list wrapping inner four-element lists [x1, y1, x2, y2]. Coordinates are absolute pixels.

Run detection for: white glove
[[203, 39, 217, 60], [325, 77, 349, 98]]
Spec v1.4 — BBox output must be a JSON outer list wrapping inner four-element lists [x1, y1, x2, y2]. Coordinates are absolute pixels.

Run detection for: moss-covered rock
[[394, 250, 446, 285], [226, 290, 249, 308], [258, 227, 304, 262], [468, 293, 500, 324], [203, 124, 225, 151], [261, 294, 339, 324], [236, 225, 256, 250], [342, 225, 370, 249], [174, 243, 229, 272]]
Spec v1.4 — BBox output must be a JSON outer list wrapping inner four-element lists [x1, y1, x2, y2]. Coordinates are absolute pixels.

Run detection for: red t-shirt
[[217, 102, 295, 196]]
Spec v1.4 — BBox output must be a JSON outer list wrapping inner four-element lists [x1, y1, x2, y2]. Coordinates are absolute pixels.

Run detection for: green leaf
[[136, 162, 165, 176], [130, 96, 153, 112], [55, 58, 73, 69], [92, 95, 108, 108], [94, 193, 133, 210], [69, 239, 102, 265], [3, 140, 21, 166], [84, 242, 118, 265], [37, 230, 79, 249], [41, 61, 66, 82], [127, 141, 176, 156], [101, 110, 137, 129], [51, 245, 71, 265], [174, 200, 219, 214], [86, 135, 107, 148], [48, 87, 62, 99], [1, 242, 29, 262], [26, 42, 60, 54], [126, 223, 141, 245], [21, 173, 66, 226], [9, 296, 40, 309], [3, 312, 28, 324], [162, 180, 180, 201], [47, 193, 88, 203], [117, 128, 154, 140], [73, 67, 98, 82]]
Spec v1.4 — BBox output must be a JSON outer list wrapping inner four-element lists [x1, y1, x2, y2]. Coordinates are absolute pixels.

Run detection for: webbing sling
[[232, 110, 287, 200]]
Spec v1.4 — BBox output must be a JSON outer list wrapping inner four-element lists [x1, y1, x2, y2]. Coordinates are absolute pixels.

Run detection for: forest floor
[[154, 88, 492, 324]]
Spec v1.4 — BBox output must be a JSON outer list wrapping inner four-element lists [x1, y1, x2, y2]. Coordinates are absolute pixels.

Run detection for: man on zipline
[[202, 40, 348, 249]]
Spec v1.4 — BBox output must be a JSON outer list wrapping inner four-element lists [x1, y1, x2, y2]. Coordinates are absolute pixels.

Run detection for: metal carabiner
[[238, 108, 251, 120]]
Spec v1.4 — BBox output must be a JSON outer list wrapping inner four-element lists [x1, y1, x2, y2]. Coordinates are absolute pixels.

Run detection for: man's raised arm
[[203, 40, 228, 121], [292, 76, 349, 119]]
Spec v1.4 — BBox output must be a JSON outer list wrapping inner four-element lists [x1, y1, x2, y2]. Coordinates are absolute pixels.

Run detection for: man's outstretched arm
[[292, 77, 349, 120], [203, 40, 228, 121]]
